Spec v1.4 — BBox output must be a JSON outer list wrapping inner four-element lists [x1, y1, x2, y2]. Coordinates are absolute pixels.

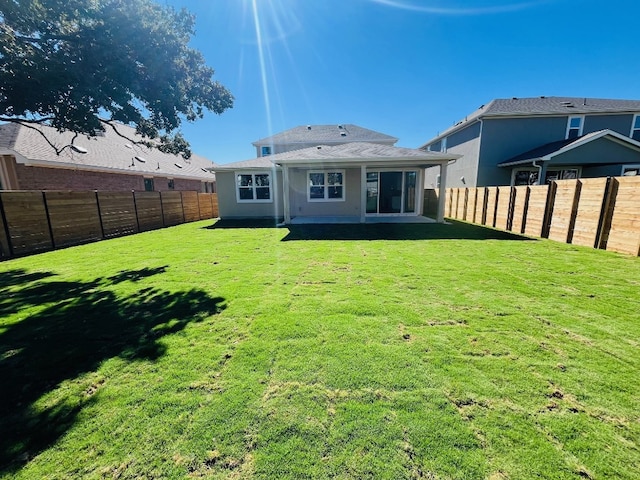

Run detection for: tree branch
[[3, 119, 85, 156], [99, 118, 156, 149]]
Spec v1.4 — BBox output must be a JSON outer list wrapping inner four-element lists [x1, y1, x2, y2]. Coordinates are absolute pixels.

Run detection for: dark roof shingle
[[252, 124, 398, 146]]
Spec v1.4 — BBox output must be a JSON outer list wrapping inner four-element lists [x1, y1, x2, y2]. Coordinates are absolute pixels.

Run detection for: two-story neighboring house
[[420, 97, 640, 188]]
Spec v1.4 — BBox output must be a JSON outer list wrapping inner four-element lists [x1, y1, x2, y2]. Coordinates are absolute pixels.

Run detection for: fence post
[[131, 191, 141, 233], [0, 192, 14, 258], [521, 187, 531, 235], [94, 190, 106, 240], [179, 191, 186, 223], [566, 180, 582, 245], [542, 182, 557, 239], [507, 187, 516, 232], [159, 191, 166, 227], [596, 177, 617, 250], [42, 191, 56, 249]]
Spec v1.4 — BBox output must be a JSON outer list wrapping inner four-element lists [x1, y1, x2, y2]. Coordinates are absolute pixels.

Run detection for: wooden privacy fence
[[0, 191, 219, 260], [439, 176, 640, 256]]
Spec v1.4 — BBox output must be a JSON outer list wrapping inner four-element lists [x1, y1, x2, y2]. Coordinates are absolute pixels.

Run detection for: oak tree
[[0, 0, 233, 157]]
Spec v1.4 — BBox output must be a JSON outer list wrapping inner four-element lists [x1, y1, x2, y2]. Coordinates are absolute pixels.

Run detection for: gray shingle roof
[[423, 96, 640, 147], [252, 124, 398, 146], [215, 142, 455, 170], [0, 122, 217, 181]]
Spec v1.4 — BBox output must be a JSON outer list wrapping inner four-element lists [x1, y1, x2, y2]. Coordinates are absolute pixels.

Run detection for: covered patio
[[273, 142, 459, 225]]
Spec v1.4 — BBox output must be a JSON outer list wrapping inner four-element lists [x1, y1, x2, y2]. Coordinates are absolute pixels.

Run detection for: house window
[[144, 178, 154, 191], [631, 115, 640, 141], [308, 170, 345, 201], [261, 146, 272, 157], [512, 168, 580, 186], [441, 137, 447, 152], [566, 116, 584, 139], [427, 140, 442, 152], [622, 165, 640, 176], [168, 179, 175, 190], [236, 172, 272, 202]]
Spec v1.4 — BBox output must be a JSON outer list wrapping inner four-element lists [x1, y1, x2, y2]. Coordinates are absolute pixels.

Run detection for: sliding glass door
[[366, 170, 418, 215]]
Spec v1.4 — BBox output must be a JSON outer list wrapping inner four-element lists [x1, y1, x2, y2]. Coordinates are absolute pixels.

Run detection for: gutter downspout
[[532, 159, 548, 185]]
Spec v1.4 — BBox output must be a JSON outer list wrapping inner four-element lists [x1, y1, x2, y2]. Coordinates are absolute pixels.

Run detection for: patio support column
[[360, 165, 367, 223], [437, 161, 448, 223], [283, 164, 291, 224]]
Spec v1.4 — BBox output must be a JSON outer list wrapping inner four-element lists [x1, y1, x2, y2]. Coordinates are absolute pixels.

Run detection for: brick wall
[[15, 164, 203, 192]]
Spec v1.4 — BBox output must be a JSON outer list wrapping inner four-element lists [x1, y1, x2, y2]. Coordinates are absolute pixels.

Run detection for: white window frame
[[630, 115, 640, 140], [307, 170, 346, 202], [441, 137, 447, 152], [235, 171, 273, 203], [621, 164, 640, 176], [511, 167, 582, 186], [565, 115, 584, 139]]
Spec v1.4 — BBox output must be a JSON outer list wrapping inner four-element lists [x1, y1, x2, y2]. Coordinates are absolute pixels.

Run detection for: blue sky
[[164, 0, 640, 164]]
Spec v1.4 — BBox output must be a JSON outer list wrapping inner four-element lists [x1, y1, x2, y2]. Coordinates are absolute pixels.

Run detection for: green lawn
[[1, 219, 638, 479]]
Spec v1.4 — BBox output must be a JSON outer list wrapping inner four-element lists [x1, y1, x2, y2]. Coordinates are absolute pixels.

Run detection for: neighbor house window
[[168, 179, 175, 190], [631, 115, 640, 141], [144, 178, 154, 191], [512, 168, 580, 186], [566, 116, 584, 139], [427, 140, 442, 152], [236, 172, 272, 202], [261, 146, 272, 156], [308, 170, 345, 201], [622, 165, 640, 176]]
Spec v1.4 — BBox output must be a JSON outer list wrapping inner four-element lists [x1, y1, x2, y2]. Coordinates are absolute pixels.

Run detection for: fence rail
[[0, 190, 218, 260], [432, 176, 640, 256]]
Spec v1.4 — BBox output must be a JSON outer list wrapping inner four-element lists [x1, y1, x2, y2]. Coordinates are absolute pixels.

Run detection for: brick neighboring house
[[420, 96, 640, 188], [0, 122, 217, 192]]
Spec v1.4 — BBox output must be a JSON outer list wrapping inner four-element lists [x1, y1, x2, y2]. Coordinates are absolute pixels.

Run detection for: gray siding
[[582, 165, 625, 178], [477, 116, 568, 186], [549, 137, 640, 166], [288, 168, 362, 217], [217, 170, 284, 219], [424, 122, 481, 188], [583, 114, 633, 136]]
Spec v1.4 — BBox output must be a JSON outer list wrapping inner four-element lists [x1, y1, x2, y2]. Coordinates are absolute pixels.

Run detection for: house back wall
[[288, 168, 361, 217]]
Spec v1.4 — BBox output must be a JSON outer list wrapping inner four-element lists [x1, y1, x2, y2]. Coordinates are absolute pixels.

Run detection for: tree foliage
[[0, 0, 233, 157]]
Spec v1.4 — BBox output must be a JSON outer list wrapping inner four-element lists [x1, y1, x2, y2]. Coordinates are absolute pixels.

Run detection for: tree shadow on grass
[[0, 267, 225, 474], [281, 220, 537, 241]]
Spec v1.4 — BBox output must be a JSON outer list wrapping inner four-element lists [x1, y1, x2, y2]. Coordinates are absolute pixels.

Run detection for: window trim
[[143, 177, 155, 192], [565, 115, 584, 139], [621, 164, 640, 176], [630, 115, 640, 140], [511, 167, 582, 186], [307, 169, 346, 202], [235, 171, 273, 203]]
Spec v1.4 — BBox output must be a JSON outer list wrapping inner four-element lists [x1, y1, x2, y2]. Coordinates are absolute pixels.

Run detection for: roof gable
[[498, 129, 640, 167], [252, 124, 398, 146]]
